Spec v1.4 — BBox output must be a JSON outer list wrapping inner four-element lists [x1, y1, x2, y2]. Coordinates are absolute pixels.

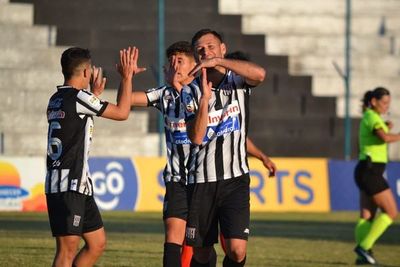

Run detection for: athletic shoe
[[354, 246, 377, 265]]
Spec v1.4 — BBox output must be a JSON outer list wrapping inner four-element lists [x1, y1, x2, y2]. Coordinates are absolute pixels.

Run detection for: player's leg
[[186, 182, 219, 266], [52, 235, 80, 267], [355, 191, 375, 244], [46, 192, 86, 267], [163, 181, 189, 267], [219, 174, 250, 267], [73, 194, 105, 266], [73, 227, 106, 267]]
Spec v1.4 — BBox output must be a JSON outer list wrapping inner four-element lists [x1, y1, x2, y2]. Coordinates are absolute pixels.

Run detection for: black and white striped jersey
[[182, 71, 251, 184], [45, 86, 108, 195], [146, 85, 195, 184]]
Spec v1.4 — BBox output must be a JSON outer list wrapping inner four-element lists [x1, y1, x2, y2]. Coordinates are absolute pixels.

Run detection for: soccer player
[[131, 41, 275, 267], [182, 29, 267, 267], [45, 46, 144, 267], [353, 87, 400, 265]]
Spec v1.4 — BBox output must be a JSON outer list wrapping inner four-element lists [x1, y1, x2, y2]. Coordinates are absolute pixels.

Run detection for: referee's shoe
[[354, 245, 378, 265]]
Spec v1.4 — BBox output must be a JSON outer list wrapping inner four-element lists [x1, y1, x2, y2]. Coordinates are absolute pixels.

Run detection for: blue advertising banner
[[329, 160, 400, 211]]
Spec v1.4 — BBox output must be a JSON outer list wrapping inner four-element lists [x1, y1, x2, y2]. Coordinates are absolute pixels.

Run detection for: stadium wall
[[1, 156, 399, 212]]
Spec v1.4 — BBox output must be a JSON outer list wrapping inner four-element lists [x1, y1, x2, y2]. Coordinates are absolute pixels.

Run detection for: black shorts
[[46, 191, 103, 237], [163, 181, 188, 220], [185, 173, 250, 247], [354, 160, 389, 196]]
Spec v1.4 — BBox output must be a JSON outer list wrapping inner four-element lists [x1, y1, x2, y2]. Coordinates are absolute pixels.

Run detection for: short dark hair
[[61, 47, 91, 80], [361, 87, 390, 110], [166, 41, 194, 59], [191, 29, 224, 47]]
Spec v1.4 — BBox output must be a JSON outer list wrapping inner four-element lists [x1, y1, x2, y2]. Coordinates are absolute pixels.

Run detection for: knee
[[228, 246, 246, 262], [387, 209, 398, 220], [88, 239, 106, 256]]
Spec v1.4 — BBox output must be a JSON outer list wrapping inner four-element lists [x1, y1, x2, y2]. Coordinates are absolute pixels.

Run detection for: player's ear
[[220, 43, 227, 57]]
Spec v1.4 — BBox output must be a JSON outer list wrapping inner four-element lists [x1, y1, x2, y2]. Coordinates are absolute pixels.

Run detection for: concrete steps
[[242, 15, 400, 36], [0, 46, 66, 69], [220, 0, 400, 16], [0, 2, 33, 25], [0, 24, 56, 48]]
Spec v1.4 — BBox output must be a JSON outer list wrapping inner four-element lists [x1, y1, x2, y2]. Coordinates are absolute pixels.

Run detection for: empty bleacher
[[2, 0, 371, 158]]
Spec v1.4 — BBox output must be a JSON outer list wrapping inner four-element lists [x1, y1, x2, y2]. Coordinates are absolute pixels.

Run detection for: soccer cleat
[[354, 246, 377, 265]]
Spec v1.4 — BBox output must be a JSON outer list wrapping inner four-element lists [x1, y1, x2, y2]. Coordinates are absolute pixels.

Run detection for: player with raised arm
[[45, 46, 144, 267]]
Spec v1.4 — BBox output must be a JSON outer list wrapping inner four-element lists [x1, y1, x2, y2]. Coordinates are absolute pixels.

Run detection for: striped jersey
[[45, 86, 108, 195], [146, 85, 195, 184], [182, 70, 251, 184]]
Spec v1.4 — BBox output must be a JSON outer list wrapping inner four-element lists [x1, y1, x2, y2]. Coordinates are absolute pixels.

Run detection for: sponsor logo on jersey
[[202, 101, 241, 142], [89, 96, 100, 106], [90, 158, 139, 211], [207, 100, 240, 126], [48, 98, 62, 109], [47, 110, 65, 120]]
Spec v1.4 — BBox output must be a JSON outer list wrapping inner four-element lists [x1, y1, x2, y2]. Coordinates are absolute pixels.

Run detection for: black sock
[[209, 248, 217, 267], [163, 242, 182, 267], [222, 255, 246, 267], [190, 257, 211, 267]]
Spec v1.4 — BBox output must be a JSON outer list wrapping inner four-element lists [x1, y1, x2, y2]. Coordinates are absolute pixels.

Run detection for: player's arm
[[189, 57, 266, 87], [246, 138, 276, 177], [131, 91, 148, 107], [102, 47, 146, 120], [187, 68, 212, 145], [374, 128, 400, 143]]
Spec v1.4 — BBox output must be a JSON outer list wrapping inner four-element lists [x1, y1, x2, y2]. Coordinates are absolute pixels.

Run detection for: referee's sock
[[164, 242, 182, 267], [360, 213, 393, 250], [222, 255, 246, 267], [355, 218, 372, 245]]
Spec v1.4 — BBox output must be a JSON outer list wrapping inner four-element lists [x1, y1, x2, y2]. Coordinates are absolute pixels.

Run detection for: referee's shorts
[[354, 159, 389, 196], [185, 173, 250, 247]]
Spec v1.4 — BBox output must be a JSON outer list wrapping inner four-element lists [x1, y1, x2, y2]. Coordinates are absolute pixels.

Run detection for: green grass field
[[0, 212, 399, 267]]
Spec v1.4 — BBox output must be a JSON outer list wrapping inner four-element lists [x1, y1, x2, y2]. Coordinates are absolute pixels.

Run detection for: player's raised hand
[[91, 65, 106, 96], [164, 55, 181, 89], [116, 47, 146, 79], [189, 57, 219, 77], [200, 67, 212, 100]]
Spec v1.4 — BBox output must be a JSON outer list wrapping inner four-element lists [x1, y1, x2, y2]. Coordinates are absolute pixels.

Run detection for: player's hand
[[164, 55, 182, 89], [263, 156, 277, 178], [189, 57, 220, 77], [386, 120, 394, 129], [116, 47, 146, 80], [200, 67, 212, 100], [91, 65, 106, 96]]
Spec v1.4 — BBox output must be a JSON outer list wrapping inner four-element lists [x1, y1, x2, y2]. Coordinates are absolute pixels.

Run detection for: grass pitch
[[0, 211, 399, 266]]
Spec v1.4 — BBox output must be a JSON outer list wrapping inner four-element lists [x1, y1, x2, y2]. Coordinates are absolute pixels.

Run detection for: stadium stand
[[220, 0, 400, 159], [7, 0, 398, 159]]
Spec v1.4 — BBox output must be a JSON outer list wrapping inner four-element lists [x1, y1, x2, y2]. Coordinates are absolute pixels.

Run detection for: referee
[[45, 47, 144, 267], [353, 87, 400, 265], [182, 29, 267, 267]]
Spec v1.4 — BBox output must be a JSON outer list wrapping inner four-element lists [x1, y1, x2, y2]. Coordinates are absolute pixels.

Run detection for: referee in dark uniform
[[45, 46, 144, 267], [182, 29, 267, 267]]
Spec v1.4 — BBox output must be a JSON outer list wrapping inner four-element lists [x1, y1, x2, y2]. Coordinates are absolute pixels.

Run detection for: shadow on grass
[[0, 213, 399, 246], [250, 219, 400, 245]]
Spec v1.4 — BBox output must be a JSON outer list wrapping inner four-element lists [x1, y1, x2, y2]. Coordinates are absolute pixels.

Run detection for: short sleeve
[[366, 111, 387, 133], [145, 86, 165, 110], [76, 90, 108, 116]]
